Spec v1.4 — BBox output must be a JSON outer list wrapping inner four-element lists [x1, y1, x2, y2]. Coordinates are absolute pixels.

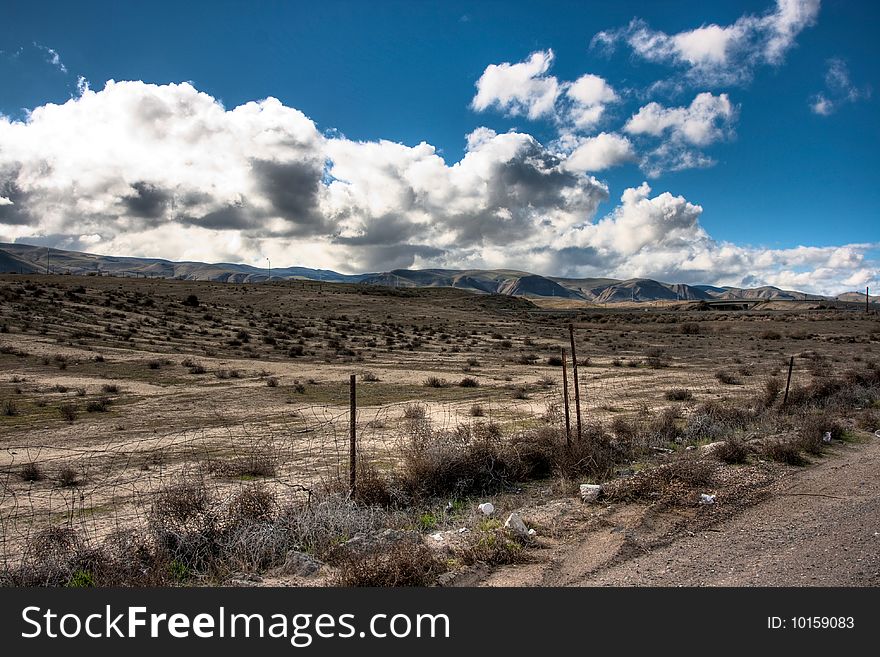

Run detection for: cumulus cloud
[[562, 133, 635, 173], [592, 0, 821, 85], [623, 93, 736, 175], [471, 52, 620, 135], [810, 58, 870, 115], [625, 92, 735, 145], [471, 50, 560, 120], [554, 183, 877, 294], [563, 73, 619, 130], [0, 80, 607, 271], [0, 80, 874, 294]]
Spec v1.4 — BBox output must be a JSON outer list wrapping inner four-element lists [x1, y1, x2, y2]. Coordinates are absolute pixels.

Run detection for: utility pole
[[46, 247, 50, 275], [267, 257, 271, 282], [868, 286, 871, 314]]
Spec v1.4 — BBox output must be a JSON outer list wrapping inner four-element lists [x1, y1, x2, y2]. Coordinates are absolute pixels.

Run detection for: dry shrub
[[761, 439, 807, 466], [796, 413, 844, 455], [761, 377, 783, 407], [713, 438, 749, 464], [228, 485, 277, 525], [352, 461, 396, 507], [20, 461, 44, 482], [279, 493, 387, 560], [649, 408, 680, 445], [856, 409, 879, 432], [402, 403, 426, 419], [457, 528, 529, 567], [402, 427, 509, 499], [715, 370, 741, 385], [333, 541, 442, 586], [665, 388, 693, 401], [57, 466, 78, 488], [150, 478, 221, 574], [58, 402, 78, 422], [605, 455, 716, 505], [684, 401, 752, 443]]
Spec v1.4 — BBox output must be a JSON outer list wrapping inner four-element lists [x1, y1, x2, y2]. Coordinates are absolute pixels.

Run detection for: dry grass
[[333, 541, 442, 586]]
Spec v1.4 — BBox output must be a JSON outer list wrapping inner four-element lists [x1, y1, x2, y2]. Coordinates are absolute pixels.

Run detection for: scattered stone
[[579, 483, 602, 503], [478, 502, 495, 516], [686, 445, 696, 451], [430, 532, 444, 542], [227, 572, 263, 586], [278, 550, 323, 577], [823, 431, 833, 444], [504, 512, 529, 538], [699, 441, 725, 454], [699, 493, 716, 505], [437, 571, 457, 587], [527, 528, 536, 536]]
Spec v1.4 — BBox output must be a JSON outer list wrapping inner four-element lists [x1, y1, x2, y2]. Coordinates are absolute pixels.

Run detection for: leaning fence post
[[561, 347, 572, 447], [782, 355, 794, 407], [349, 373, 357, 497], [568, 324, 583, 440]]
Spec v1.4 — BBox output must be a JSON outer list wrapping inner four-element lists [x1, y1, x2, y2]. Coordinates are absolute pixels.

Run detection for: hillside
[[0, 241, 864, 304]]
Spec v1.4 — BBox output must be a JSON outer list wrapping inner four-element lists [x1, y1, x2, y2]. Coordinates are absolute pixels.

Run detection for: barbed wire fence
[[0, 341, 834, 569]]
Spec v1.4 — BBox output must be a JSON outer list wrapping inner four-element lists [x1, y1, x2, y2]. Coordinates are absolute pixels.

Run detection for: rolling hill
[[0, 241, 868, 304]]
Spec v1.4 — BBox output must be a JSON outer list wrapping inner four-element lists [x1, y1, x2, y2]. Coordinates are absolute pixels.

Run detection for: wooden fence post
[[568, 324, 583, 440], [561, 347, 572, 447], [349, 374, 357, 497], [782, 355, 794, 407]]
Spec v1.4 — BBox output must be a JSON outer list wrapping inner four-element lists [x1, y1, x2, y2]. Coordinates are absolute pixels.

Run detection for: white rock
[[822, 431, 832, 444], [579, 484, 602, 503], [504, 512, 529, 537], [527, 528, 536, 536], [478, 502, 495, 516], [430, 532, 444, 542], [699, 493, 716, 505]]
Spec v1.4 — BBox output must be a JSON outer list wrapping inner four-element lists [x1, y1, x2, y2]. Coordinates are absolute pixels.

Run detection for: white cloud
[[810, 94, 833, 116], [562, 133, 635, 173], [0, 79, 874, 295], [471, 50, 560, 120], [471, 53, 620, 134], [592, 0, 821, 85], [809, 58, 870, 115], [625, 93, 735, 146], [623, 93, 736, 175], [563, 74, 619, 129], [33, 43, 67, 74]]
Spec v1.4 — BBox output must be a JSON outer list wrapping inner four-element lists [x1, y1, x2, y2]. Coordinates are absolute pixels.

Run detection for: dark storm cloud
[[122, 181, 171, 219], [251, 158, 327, 234]]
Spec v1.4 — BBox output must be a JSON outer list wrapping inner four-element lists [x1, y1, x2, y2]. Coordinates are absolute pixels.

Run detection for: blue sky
[[0, 0, 877, 292]]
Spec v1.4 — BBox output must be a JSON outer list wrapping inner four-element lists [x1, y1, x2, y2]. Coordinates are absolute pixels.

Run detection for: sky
[[0, 0, 877, 294]]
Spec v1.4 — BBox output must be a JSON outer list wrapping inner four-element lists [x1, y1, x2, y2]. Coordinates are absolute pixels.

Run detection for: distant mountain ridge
[[0, 242, 872, 304]]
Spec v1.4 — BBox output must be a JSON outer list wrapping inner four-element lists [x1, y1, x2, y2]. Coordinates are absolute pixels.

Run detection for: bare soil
[[477, 435, 880, 586]]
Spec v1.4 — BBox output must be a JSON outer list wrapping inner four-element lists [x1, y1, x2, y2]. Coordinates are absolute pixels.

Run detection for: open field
[[1, 274, 879, 586]]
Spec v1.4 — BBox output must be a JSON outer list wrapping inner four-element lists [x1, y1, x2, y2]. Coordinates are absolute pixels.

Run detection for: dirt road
[[483, 435, 880, 587]]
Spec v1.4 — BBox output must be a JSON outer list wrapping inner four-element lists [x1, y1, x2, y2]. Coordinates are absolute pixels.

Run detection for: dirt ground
[[477, 435, 880, 587], [1, 273, 878, 578]]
